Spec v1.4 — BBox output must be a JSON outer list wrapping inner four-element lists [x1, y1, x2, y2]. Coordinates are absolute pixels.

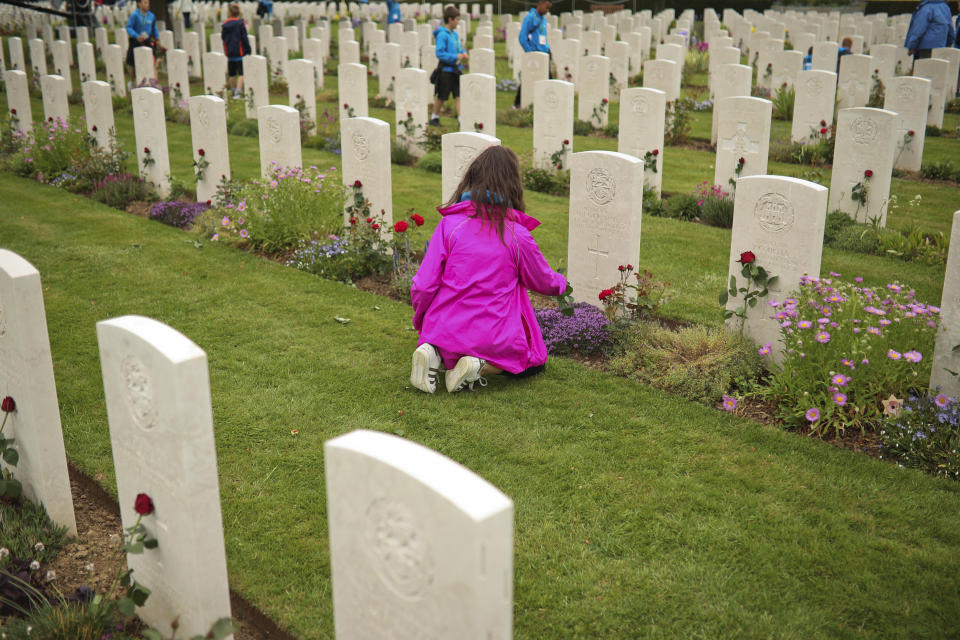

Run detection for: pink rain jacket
[[411, 200, 567, 374]]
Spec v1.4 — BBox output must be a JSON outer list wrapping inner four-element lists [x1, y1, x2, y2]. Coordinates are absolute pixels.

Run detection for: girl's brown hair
[[446, 146, 526, 241]]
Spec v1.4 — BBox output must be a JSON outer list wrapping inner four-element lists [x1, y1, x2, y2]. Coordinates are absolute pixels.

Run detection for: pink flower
[[831, 374, 849, 387], [815, 331, 830, 343], [833, 392, 847, 407], [887, 349, 902, 360], [934, 394, 951, 408], [722, 395, 737, 411], [805, 407, 820, 422], [904, 350, 922, 363]]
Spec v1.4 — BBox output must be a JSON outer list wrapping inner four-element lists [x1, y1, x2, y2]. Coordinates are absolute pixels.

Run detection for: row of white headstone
[[0, 246, 515, 638]]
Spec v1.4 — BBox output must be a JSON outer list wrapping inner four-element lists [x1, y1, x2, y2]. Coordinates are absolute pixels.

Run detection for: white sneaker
[[410, 343, 443, 394], [445, 356, 488, 393]]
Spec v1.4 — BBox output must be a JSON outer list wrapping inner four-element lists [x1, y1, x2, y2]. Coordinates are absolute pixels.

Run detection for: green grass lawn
[[3, 30, 960, 638], [3, 172, 960, 639]]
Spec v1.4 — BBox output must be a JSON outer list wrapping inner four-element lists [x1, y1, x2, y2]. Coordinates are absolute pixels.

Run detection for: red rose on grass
[[394, 220, 409, 233], [198, 148, 205, 156], [737, 251, 756, 264], [410, 213, 425, 226], [371, 223, 380, 230], [353, 179, 363, 188], [1, 396, 15, 413], [134, 493, 154, 515], [598, 289, 614, 301], [864, 169, 873, 178]]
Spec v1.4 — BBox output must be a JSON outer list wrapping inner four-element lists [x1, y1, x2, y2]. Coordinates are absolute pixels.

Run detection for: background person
[[387, 0, 402, 24], [221, 2, 251, 99], [904, 0, 955, 59], [125, 0, 159, 86], [409, 146, 568, 394], [514, 0, 552, 109], [179, 0, 193, 28], [430, 5, 467, 126]]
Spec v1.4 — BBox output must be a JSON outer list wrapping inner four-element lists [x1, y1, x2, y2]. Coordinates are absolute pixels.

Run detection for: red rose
[[205, 200, 211, 205], [198, 148, 205, 156], [602, 98, 608, 104], [343, 102, 348, 108], [738, 157, 745, 165], [652, 149, 659, 156], [10, 109, 16, 115], [143, 146, 150, 153], [819, 120, 826, 127], [766, 63, 772, 68], [563, 139, 570, 145], [134, 493, 154, 515], [819, 127, 827, 134], [47, 117, 53, 122], [557, 164, 563, 169], [627, 264, 633, 270], [353, 180, 362, 188], [394, 220, 409, 233], [296, 93, 301, 99], [907, 130, 915, 136], [371, 223, 380, 230], [406, 111, 412, 118], [598, 288, 614, 301], [864, 169, 873, 178], [366, 217, 373, 223], [92, 125, 98, 132], [477, 122, 483, 129], [1, 396, 15, 413], [737, 251, 756, 264], [410, 213, 425, 226]]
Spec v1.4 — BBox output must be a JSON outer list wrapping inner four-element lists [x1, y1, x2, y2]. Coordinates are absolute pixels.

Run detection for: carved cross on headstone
[[587, 233, 609, 279], [719, 122, 760, 155]]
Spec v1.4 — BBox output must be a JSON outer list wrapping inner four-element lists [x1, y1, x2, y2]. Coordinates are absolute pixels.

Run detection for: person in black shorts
[[430, 5, 467, 126], [221, 3, 251, 99]]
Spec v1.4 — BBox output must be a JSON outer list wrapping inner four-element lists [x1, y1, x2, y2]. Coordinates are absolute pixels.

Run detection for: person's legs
[[184, 12, 191, 28], [514, 83, 521, 108], [411, 343, 443, 393]]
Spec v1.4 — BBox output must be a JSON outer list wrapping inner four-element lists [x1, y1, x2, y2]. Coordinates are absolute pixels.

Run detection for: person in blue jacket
[[387, 0, 402, 24], [221, 3, 251, 99], [514, 0, 552, 108], [904, 0, 955, 59], [125, 0, 159, 83], [256, 0, 273, 19], [430, 5, 467, 126]]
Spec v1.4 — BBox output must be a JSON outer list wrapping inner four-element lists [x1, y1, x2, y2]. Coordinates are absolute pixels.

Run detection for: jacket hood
[[918, 0, 948, 6], [437, 200, 541, 231]]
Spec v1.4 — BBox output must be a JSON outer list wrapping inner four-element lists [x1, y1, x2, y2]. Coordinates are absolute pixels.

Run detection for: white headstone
[[828, 107, 897, 225], [913, 58, 949, 129], [132, 87, 171, 198], [105, 43, 126, 96], [339, 63, 369, 119], [189, 95, 230, 203], [520, 51, 549, 109], [642, 58, 679, 102], [714, 96, 772, 189], [7, 38, 25, 72], [0, 250, 78, 537], [394, 67, 429, 156], [134, 46, 156, 86], [242, 54, 268, 120], [28, 38, 47, 78], [378, 42, 401, 98], [883, 76, 931, 172], [400, 30, 419, 68], [202, 51, 228, 97], [607, 41, 629, 98], [41, 74, 69, 124], [791, 70, 837, 142], [96, 316, 232, 639], [341, 117, 392, 227], [459, 73, 496, 137], [725, 175, 828, 358], [710, 63, 752, 144], [532, 79, 574, 171], [837, 53, 872, 108], [51, 40, 72, 92], [470, 47, 495, 76], [552, 38, 580, 85], [4, 70, 33, 135], [302, 38, 326, 89], [258, 105, 302, 176], [567, 151, 644, 305], [771, 50, 803, 89], [441, 131, 501, 204], [287, 58, 317, 135], [166, 49, 190, 107], [77, 41, 97, 83], [618, 87, 666, 197], [325, 429, 513, 640], [931, 47, 960, 97], [83, 79, 116, 151], [578, 55, 611, 127], [931, 211, 960, 397]]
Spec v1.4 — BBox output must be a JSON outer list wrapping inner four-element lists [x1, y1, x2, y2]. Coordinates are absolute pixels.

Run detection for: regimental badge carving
[[468, 81, 483, 101], [365, 498, 433, 599], [455, 145, 479, 177], [526, 57, 539, 70], [543, 88, 559, 109], [754, 192, 795, 233], [895, 83, 914, 102], [122, 354, 157, 430], [805, 76, 822, 95], [587, 60, 599, 74], [851, 116, 878, 144], [352, 132, 369, 160], [267, 117, 282, 144], [196, 103, 209, 128], [586, 168, 616, 205], [631, 95, 649, 114], [653, 67, 664, 81]]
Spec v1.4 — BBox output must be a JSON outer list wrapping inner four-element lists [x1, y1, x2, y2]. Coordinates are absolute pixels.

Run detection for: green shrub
[[920, 161, 956, 181], [228, 118, 259, 138], [664, 193, 700, 221], [699, 195, 734, 228], [926, 124, 943, 137], [497, 106, 533, 127], [391, 140, 416, 166], [607, 322, 764, 405], [881, 393, 959, 481], [771, 83, 795, 121], [602, 122, 619, 138], [91, 172, 157, 209], [643, 188, 666, 217], [823, 209, 856, 245], [572, 119, 595, 136], [416, 151, 442, 173], [829, 222, 881, 254], [664, 98, 693, 145], [521, 164, 569, 196], [0, 499, 70, 563], [0, 599, 130, 640]]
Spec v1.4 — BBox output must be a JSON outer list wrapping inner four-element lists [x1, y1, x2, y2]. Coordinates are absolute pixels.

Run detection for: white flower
[[44, 570, 56, 582], [34, 542, 45, 552], [85, 563, 95, 572], [29, 560, 40, 571], [0, 547, 9, 558]]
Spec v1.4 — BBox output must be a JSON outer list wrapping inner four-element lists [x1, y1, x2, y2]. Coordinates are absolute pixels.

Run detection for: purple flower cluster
[[149, 200, 211, 229], [535, 303, 610, 355]]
